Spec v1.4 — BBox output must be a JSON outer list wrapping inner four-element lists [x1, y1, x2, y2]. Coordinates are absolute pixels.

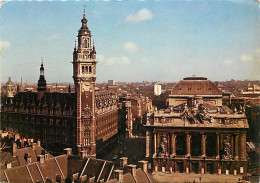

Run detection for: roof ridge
[[139, 168, 152, 183], [25, 165, 34, 183], [106, 164, 114, 182], [79, 158, 90, 178], [3, 170, 10, 183], [54, 157, 65, 179], [35, 162, 44, 182], [96, 160, 106, 182]]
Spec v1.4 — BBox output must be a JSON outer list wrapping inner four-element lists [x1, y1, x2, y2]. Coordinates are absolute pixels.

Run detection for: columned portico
[[145, 77, 248, 175]]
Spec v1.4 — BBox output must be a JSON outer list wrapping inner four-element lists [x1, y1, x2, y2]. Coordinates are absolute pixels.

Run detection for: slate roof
[[171, 78, 222, 96], [107, 168, 158, 183], [0, 154, 115, 183]]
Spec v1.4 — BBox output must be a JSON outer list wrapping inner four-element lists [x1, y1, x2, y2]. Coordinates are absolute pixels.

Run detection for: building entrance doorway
[[177, 162, 184, 173], [191, 162, 199, 174], [207, 163, 214, 174]]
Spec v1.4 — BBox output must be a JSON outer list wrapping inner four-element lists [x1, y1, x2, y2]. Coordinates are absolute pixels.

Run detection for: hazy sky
[[1, 0, 260, 84]]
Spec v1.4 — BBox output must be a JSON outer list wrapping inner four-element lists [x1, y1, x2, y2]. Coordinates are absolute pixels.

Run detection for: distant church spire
[[68, 84, 71, 93], [38, 58, 46, 92]]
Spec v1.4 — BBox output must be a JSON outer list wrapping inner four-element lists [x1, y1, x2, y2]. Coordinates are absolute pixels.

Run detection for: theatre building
[[145, 77, 248, 175], [1, 10, 118, 157]]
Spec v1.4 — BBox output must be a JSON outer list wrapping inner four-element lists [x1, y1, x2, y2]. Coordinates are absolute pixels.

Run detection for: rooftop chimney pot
[[120, 157, 128, 167], [114, 169, 123, 183], [138, 160, 148, 173], [37, 155, 44, 165], [37, 140, 41, 147], [12, 143, 17, 157], [32, 143, 36, 150], [127, 164, 137, 178], [64, 148, 72, 156]]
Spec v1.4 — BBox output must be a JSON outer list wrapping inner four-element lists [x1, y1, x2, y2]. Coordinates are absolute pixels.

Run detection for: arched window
[[85, 66, 88, 73], [89, 66, 92, 73], [83, 39, 88, 48], [82, 66, 85, 73]]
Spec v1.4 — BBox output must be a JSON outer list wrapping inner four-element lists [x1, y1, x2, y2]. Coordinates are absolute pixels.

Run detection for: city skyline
[[1, 0, 260, 84]]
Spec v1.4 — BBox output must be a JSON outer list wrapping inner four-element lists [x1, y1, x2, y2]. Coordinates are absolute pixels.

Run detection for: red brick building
[[1, 10, 118, 157]]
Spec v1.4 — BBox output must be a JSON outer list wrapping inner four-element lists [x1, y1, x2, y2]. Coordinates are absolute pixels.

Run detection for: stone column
[[146, 130, 152, 158], [201, 133, 207, 157], [157, 132, 160, 151], [231, 135, 234, 157], [240, 133, 246, 160], [167, 133, 170, 156], [170, 133, 176, 157], [234, 133, 239, 160], [216, 133, 220, 159], [186, 132, 191, 157], [153, 132, 157, 157]]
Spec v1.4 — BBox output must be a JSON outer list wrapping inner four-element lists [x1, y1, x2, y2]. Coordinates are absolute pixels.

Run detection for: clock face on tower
[[82, 83, 91, 92]]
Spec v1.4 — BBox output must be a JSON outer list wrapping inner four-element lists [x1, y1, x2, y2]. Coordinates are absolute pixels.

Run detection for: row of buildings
[[1, 11, 118, 157], [1, 8, 254, 182]]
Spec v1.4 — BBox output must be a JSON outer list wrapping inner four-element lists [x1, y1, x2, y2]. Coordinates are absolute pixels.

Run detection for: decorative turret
[[6, 77, 14, 98], [37, 59, 46, 92], [91, 44, 96, 59]]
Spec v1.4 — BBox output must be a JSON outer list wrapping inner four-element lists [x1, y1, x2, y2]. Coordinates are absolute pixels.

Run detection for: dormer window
[[6, 163, 11, 169]]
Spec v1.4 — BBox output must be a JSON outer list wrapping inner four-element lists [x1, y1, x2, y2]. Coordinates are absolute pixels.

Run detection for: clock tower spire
[[72, 8, 97, 157]]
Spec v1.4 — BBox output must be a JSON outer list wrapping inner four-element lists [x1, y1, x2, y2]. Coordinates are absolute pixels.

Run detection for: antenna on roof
[[84, 5, 86, 14]]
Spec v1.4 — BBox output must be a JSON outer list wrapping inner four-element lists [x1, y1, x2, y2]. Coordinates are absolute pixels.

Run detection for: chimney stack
[[32, 143, 36, 150], [37, 140, 41, 147], [64, 148, 72, 156], [114, 170, 123, 183], [12, 143, 17, 157], [21, 138, 25, 148], [127, 164, 137, 178], [80, 151, 87, 159], [37, 155, 44, 164], [120, 157, 128, 168], [138, 160, 148, 173], [56, 174, 65, 183]]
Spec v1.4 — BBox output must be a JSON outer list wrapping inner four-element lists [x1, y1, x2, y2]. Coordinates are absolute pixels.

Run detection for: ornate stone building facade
[[145, 77, 248, 175], [1, 10, 118, 157]]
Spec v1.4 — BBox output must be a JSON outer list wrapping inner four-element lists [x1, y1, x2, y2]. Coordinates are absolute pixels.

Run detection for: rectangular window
[[49, 119, 53, 125]]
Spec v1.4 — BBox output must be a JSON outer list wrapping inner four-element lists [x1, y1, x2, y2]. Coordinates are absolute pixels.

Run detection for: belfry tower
[[72, 9, 97, 157]]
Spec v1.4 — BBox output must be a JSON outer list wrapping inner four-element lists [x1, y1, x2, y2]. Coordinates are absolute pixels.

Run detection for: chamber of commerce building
[[1, 11, 118, 157]]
